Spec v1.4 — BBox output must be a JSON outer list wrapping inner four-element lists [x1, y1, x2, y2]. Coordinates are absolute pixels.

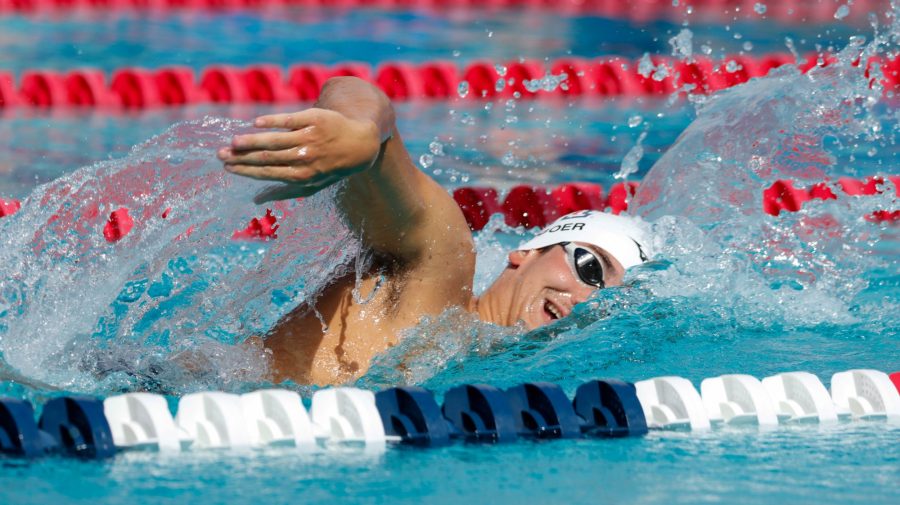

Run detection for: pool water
[[1, 4, 899, 505]]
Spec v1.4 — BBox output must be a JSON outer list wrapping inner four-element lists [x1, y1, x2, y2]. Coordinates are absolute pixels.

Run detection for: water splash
[[362, 12, 900, 388], [0, 118, 360, 393]]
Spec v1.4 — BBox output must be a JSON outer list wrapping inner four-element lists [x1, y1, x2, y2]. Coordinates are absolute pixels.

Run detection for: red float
[[243, 65, 298, 103], [103, 207, 135, 242], [20, 71, 69, 107], [0, 72, 21, 107], [452, 187, 502, 231], [111, 68, 163, 108], [376, 62, 426, 100], [232, 208, 279, 240], [65, 69, 119, 108], [0, 198, 21, 217], [201, 65, 253, 104], [154, 66, 207, 105]]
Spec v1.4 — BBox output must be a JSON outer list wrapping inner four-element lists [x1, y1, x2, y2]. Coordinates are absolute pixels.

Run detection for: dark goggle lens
[[573, 247, 604, 288]]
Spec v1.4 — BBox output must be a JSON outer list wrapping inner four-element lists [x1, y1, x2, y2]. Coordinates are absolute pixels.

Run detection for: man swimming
[[218, 77, 649, 385]]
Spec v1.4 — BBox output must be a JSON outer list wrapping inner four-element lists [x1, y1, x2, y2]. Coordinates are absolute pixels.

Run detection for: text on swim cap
[[535, 222, 585, 237]]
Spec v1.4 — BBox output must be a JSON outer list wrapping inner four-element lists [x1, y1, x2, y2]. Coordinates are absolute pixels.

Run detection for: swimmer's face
[[495, 242, 626, 329]]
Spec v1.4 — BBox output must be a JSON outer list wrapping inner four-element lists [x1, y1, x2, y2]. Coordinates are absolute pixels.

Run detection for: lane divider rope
[[1, 368, 898, 458], [1, 177, 897, 246], [0, 0, 888, 22], [0, 53, 897, 109]]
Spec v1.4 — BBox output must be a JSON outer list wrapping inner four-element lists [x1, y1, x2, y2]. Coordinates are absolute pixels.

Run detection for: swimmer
[[218, 77, 650, 385]]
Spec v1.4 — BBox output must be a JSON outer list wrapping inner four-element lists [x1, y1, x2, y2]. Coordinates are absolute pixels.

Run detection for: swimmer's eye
[[561, 242, 605, 289]]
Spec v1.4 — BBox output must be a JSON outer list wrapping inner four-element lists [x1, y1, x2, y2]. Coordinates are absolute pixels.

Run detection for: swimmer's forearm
[[317, 78, 466, 262]]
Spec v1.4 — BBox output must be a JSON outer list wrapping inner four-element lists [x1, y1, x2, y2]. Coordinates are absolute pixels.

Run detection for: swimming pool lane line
[[2, 177, 898, 246], [1, 369, 898, 458], [1, 52, 897, 109], [0, 0, 888, 24]]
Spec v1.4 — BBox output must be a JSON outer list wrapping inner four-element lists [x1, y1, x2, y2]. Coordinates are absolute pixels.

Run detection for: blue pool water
[[1, 4, 899, 505]]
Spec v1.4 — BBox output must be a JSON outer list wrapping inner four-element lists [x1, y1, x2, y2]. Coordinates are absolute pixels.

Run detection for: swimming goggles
[[561, 242, 605, 289]]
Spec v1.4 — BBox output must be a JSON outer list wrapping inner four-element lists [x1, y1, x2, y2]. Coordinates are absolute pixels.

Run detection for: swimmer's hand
[[218, 108, 382, 203]]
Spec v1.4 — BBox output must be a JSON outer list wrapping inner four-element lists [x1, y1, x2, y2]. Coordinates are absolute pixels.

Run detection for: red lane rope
[[455, 176, 899, 232], [1, 53, 898, 109], [2, 178, 896, 246], [0, 0, 889, 23]]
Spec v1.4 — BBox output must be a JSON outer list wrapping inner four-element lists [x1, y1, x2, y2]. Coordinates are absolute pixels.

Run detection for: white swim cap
[[518, 210, 650, 269]]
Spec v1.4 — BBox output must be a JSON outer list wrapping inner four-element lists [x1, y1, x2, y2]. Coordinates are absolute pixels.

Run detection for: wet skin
[[219, 77, 624, 385]]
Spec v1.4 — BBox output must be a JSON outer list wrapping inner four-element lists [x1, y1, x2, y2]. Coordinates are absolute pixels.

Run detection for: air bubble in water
[[501, 152, 517, 167], [495, 65, 507, 77], [754, 3, 767, 14], [419, 154, 434, 169], [628, 115, 643, 128], [834, 4, 849, 20], [429, 141, 445, 156], [495, 78, 506, 92], [725, 60, 741, 73], [457, 81, 470, 98], [701, 44, 713, 55]]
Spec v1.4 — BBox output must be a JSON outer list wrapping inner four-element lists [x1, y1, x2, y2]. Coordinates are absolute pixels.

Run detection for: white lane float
[[634, 376, 710, 430], [310, 387, 387, 450], [761, 372, 838, 424], [830, 369, 900, 422], [103, 393, 191, 451], [175, 392, 251, 449], [700, 374, 778, 427], [240, 389, 317, 451]]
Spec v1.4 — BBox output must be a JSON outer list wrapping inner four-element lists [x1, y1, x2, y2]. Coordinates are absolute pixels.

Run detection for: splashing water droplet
[[638, 53, 655, 78], [457, 81, 470, 98], [615, 131, 648, 180], [669, 29, 694, 60], [834, 4, 850, 20]]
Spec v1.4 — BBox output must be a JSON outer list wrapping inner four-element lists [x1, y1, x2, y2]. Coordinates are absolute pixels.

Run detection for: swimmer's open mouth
[[544, 300, 564, 321]]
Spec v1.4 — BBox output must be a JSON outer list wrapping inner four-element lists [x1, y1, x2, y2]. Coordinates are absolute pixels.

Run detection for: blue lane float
[[39, 396, 116, 459], [0, 398, 57, 457], [376, 386, 453, 447], [573, 379, 648, 437], [442, 384, 519, 443], [506, 382, 582, 439], [2, 368, 900, 460]]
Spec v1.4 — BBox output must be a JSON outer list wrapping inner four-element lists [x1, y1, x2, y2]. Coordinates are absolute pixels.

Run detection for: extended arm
[[218, 77, 473, 268]]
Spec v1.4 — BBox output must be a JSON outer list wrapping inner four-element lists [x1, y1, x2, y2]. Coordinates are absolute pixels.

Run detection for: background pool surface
[[1, 2, 899, 505]]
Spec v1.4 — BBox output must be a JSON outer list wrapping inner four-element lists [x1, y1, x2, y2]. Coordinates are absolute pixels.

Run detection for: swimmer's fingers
[[218, 146, 310, 167], [253, 109, 322, 130], [229, 130, 310, 152]]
